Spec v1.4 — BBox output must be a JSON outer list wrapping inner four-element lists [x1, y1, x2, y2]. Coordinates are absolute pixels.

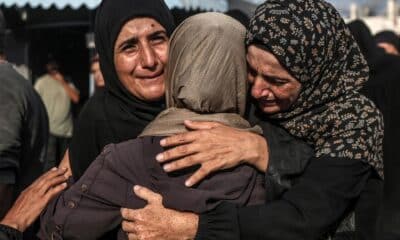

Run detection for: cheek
[[155, 44, 169, 65], [114, 54, 136, 74]]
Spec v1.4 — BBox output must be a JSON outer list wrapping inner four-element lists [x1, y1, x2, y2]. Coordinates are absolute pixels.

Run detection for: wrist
[[249, 134, 269, 172], [0, 217, 25, 232], [177, 212, 198, 240]]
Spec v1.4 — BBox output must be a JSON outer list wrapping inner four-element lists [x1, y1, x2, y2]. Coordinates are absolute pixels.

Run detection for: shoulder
[[327, 93, 383, 131], [77, 91, 108, 122]]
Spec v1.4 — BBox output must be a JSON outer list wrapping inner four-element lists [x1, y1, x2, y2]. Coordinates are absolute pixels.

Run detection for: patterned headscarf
[[246, 0, 383, 177]]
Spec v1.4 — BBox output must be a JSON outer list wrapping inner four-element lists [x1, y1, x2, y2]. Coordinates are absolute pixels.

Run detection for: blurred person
[[39, 13, 267, 239], [0, 10, 50, 239], [0, 167, 68, 240], [375, 30, 400, 56], [349, 20, 400, 240], [34, 61, 79, 168], [90, 54, 105, 91]]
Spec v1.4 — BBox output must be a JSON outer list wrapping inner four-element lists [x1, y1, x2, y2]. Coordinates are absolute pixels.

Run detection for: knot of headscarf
[[141, 13, 262, 137], [246, 0, 383, 177]]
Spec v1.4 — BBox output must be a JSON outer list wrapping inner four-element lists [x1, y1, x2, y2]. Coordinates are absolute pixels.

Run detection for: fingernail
[[160, 139, 166, 146], [62, 183, 67, 187], [133, 185, 140, 191], [184, 120, 192, 124], [51, 167, 58, 171], [156, 153, 164, 161], [163, 164, 170, 171], [185, 180, 192, 187]]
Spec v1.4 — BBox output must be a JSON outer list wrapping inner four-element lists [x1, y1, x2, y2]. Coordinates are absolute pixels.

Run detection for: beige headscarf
[[140, 12, 262, 137]]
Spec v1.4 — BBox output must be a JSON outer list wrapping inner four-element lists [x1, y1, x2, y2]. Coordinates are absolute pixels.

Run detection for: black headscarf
[[69, 0, 175, 181], [375, 30, 400, 53], [246, 0, 383, 177], [95, 0, 175, 125]]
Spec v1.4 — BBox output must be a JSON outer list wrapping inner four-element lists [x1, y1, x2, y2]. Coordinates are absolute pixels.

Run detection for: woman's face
[[247, 45, 301, 115], [114, 17, 168, 102]]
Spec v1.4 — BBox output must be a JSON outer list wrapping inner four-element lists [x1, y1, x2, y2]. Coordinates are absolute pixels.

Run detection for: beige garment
[[34, 74, 73, 137], [141, 12, 261, 137]]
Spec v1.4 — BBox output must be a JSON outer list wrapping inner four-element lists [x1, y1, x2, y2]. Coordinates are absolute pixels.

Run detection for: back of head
[[374, 30, 400, 53], [0, 10, 6, 56], [166, 12, 247, 116], [46, 60, 60, 74]]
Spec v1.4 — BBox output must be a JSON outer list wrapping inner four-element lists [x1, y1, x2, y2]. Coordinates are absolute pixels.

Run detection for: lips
[[259, 98, 276, 106], [138, 70, 164, 80]]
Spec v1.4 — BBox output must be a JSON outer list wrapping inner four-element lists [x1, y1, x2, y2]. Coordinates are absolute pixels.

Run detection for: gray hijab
[[141, 12, 261, 137]]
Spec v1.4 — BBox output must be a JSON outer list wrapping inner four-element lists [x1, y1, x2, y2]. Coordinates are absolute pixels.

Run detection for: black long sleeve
[[0, 225, 22, 240], [196, 157, 372, 240]]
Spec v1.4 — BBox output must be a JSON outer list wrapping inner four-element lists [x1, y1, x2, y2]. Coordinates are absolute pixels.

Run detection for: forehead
[[117, 17, 166, 40], [247, 45, 284, 74]]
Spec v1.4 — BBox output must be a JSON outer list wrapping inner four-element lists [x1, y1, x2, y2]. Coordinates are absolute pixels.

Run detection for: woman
[[66, 0, 175, 181], [39, 12, 269, 240], [122, 1, 384, 239], [348, 20, 400, 239]]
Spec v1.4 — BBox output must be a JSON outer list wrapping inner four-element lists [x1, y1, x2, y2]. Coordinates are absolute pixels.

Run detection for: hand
[[157, 120, 269, 187], [58, 149, 73, 178], [0, 167, 68, 232], [52, 72, 66, 84], [121, 185, 198, 240]]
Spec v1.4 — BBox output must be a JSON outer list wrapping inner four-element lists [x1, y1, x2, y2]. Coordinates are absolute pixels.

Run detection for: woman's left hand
[[156, 120, 269, 187], [121, 185, 198, 240]]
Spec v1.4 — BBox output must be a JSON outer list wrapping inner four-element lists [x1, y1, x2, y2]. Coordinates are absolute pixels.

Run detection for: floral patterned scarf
[[246, 0, 383, 177]]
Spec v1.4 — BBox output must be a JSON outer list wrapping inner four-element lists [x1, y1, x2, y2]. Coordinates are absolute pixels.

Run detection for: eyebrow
[[117, 30, 167, 50]]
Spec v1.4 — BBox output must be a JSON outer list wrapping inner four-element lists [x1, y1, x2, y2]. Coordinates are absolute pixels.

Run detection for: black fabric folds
[[69, 0, 175, 180]]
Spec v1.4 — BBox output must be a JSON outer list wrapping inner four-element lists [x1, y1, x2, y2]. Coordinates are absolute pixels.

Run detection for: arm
[[196, 157, 372, 240], [52, 72, 80, 104], [0, 168, 67, 232], [121, 157, 371, 240], [156, 120, 269, 186]]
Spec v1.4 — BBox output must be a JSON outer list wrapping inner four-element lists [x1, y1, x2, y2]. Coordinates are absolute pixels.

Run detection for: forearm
[[61, 82, 80, 103], [196, 158, 372, 240]]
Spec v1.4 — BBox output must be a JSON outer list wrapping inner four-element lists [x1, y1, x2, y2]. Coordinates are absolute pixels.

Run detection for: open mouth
[[259, 98, 276, 106]]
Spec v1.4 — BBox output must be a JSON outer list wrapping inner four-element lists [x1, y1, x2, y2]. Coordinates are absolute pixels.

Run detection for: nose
[[140, 43, 157, 69], [251, 76, 272, 99]]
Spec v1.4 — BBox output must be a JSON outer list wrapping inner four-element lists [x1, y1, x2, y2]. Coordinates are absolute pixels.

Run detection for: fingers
[[183, 120, 223, 130], [185, 160, 225, 187], [133, 185, 162, 205], [159, 131, 197, 148], [40, 174, 68, 195], [121, 218, 136, 233], [35, 167, 67, 190], [157, 143, 202, 163], [44, 182, 68, 201], [163, 153, 205, 172], [185, 165, 212, 187]]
